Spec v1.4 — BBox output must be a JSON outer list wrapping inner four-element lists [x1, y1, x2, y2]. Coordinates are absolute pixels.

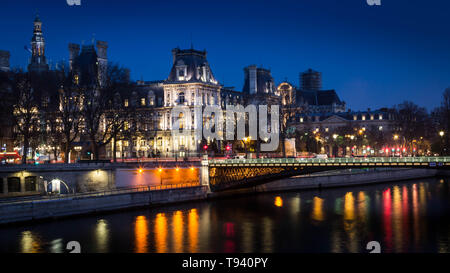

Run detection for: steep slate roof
[[296, 89, 342, 106], [166, 48, 218, 85]]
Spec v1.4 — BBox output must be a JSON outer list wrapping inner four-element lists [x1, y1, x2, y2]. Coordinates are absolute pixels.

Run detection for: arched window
[[179, 92, 185, 104]]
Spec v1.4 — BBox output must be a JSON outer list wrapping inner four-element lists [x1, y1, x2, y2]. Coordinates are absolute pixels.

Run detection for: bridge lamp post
[[332, 134, 338, 157], [393, 134, 399, 157], [158, 168, 163, 186]]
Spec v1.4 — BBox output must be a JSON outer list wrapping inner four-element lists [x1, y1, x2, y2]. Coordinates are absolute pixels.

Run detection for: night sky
[[1, 0, 449, 111]]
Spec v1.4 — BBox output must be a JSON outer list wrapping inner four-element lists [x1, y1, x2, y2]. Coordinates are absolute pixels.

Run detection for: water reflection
[[357, 191, 369, 232], [154, 213, 168, 253], [392, 186, 402, 252], [95, 219, 110, 253], [262, 217, 273, 252], [49, 238, 63, 253], [172, 211, 184, 252], [311, 196, 325, 222], [274, 196, 283, 207], [134, 216, 149, 253], [188, 209, 199, 253], [20, 231, 42, 253], [3, 177, 450, 253]]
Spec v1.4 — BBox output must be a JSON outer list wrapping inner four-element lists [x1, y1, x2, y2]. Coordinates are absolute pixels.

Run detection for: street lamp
[[241, 137, 252, 159], [439, 131, 445, 155], [158, 168, 163, 185]]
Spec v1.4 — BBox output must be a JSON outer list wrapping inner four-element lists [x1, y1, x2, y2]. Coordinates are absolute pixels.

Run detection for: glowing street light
[[439, 131, 445, 137], [393, 134, 399, 140]]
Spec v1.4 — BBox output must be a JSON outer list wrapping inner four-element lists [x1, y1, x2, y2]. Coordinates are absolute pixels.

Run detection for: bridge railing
[[209, 157, 450, 165]]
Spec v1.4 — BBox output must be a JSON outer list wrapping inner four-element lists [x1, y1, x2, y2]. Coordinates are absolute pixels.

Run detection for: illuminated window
[[300, 117, 304, 123], [179, 92, 185, 104], [124, 99, 129, 107], [74, 75, 79, 85], [362, 115, 366, 121], [379, 126, 383, 131], [141, 98, 146, 106], [353, 115, 357, 120], [379, 114, 383, 120]]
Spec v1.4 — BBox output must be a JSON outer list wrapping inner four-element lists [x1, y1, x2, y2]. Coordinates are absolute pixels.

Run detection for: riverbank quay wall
[[0, 161, 202, 197], [0, 185, 208, 225]]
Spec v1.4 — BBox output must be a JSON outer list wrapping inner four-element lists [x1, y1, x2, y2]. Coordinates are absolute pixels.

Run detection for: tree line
[[0, 63, 138, 164]]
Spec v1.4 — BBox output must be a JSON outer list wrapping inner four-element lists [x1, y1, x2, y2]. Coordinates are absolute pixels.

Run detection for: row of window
[[124, 97, 156, 107], [299, 114, 384, 123]]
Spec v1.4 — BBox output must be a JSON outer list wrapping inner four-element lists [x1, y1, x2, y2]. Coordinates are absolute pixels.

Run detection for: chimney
[[0, 50, 10, 72], [68, 43, 80, 70], [247, 65, 257, 94]]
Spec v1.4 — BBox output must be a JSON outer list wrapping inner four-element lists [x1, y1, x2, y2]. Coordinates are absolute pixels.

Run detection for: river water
[[1, 177, 450, 253]]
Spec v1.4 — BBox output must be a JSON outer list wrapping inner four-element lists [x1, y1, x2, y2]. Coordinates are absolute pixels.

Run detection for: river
[[1, 177, 450, 253]]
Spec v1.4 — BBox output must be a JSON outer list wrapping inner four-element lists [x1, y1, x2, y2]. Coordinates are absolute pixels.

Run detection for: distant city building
[[300, 68, 321, 91], [278, 71, 346, 115], [0, 50, 10, 72], [294, 109, 393, 133]]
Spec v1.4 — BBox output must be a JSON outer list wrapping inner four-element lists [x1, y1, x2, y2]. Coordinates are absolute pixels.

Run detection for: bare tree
[[393, 101, 430, 154], [79, 63, 131, 161], [11, 73, 40, 164]]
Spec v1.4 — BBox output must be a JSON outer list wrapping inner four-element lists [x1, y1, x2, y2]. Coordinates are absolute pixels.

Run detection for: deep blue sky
[[1, 0, 449, 111]]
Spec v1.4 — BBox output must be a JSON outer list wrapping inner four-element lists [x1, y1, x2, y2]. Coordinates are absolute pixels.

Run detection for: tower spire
[[28, 14, 49, 73]]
